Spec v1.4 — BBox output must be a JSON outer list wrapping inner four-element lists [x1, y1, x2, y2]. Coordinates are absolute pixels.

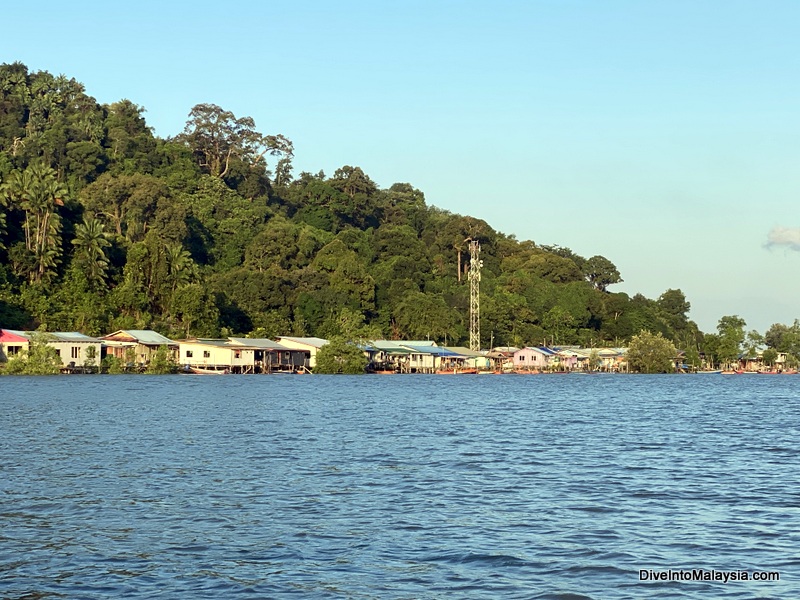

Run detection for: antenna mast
[[468, 239, 481, 351]]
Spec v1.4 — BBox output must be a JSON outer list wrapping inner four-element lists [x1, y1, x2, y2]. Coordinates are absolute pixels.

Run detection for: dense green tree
[[626, 330, 678, 374], [764, 320, 800, 356], [743, 330, 765, 360], [716, 315, 746, 367], [393, 290, 461, 343], [0, 62, 740, 353], [314, 337, 368, 374], [656, 288, 692, 336], [319, 307, 382, 342], [169, 283, 219, 337], [103, 99, 158, 175], [542, 305, 577, 345], [583, 255, 623, 292], [761, 347, 778, 368], [146, 344, 176, 374], [179, 103, 292, 181], [79, 173, 169, 242], [311, 239, 376, 314]]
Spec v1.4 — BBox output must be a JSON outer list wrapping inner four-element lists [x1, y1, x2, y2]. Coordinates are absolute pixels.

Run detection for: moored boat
[[186, 366, 228, 375]]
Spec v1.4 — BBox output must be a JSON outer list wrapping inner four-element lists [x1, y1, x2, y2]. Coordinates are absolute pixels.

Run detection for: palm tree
[[165, 243, 197, 293], [72, 216, 111, 286], [26, 163, 67, 284], [2, 162, 67, 283], [0, 173, 8, 248]]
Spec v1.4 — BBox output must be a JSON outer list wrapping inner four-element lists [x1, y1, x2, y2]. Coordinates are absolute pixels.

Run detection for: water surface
[[1, 374, 798, 598]]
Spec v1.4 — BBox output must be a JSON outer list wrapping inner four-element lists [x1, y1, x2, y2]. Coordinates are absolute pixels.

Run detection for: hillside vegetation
[[0, 62, 735, 357]]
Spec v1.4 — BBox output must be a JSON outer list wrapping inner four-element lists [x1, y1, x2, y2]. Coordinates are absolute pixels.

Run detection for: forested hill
[[0, 62, 703, 352]]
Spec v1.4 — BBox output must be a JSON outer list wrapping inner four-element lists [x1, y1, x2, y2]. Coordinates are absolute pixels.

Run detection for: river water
[[1, 374, 798, 599]]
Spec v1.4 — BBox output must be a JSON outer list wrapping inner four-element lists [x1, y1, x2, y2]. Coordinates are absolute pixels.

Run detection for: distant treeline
[[1, 62, 797, 365]]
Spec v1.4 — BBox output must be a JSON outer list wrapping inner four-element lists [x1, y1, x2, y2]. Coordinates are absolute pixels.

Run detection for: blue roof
[[532, 346, 558, 356], [402, 344, 463, 357]]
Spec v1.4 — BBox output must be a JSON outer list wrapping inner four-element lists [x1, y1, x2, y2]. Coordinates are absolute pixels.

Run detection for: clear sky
[[5, 0, 800, 334]]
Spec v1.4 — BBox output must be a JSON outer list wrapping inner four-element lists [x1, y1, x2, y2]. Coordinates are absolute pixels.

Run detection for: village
[[0, 328, 794, 375]]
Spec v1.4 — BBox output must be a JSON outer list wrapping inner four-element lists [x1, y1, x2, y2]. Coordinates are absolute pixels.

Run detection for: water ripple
[[1, 374, 798, 598]]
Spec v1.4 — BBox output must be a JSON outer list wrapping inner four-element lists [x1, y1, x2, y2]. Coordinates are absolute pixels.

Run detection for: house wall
[[408, 352, 435, 371], [279, 350, 307, 368], [513, 348, 550, 368], [180, 343, 233, 367], [48, 341, 102, 367], [0, 340, 29, 363], [137, 344, 178, 364], [556, 354, 578, 370], [275, 339, 319, 367]]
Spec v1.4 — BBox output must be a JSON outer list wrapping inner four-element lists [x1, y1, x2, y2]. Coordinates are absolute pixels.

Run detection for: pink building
[[513, 347, 557, 370]]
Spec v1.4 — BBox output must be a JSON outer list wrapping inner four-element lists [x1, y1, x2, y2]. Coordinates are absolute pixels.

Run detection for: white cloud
[[765, 227, 800, 251]]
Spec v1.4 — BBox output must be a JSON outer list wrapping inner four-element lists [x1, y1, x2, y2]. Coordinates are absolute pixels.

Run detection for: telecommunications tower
[[468, 239, 482, 351]]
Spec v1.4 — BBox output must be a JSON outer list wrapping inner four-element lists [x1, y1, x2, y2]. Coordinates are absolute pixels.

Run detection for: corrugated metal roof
[[102, 330, 175, 345], [181, 339, 232, 348], [228, 337, 291, 350], [402, 344, 462, 357], [0, 329, 31, 341], [444, 346, 485, 358], [371, 340, 408, 351], [50, 332, 100, 342], [276, 336, 329, 348], [128, 330, 175, 345], [515, 347, 557, 356]]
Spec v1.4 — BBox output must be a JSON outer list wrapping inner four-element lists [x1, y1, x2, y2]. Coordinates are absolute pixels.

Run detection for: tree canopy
[[626, 331, 678, 374], [0, 62, 788, 360]]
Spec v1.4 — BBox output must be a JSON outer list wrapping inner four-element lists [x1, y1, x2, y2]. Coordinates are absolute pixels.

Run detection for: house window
[[55, 349, 61, 357], [234, 350, 241, 359], [203, 351, 210, 358], [7, 345, 21, 356], [186, 350, 193, 358], [71, 347, 80, 359]]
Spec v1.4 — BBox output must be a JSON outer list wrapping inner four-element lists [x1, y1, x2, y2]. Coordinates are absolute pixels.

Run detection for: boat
[[696, 370, 723, 374], [185, 366, 228, 375]]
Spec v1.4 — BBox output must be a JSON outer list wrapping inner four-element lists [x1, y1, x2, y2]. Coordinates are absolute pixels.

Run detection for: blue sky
[[5, 0, 800, 333]]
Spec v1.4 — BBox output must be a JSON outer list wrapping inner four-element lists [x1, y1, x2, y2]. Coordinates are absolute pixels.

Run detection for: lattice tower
[[468, 240, 481, 351]]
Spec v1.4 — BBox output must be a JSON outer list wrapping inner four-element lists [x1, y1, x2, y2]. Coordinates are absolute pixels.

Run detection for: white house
[[0, 330, 101, 368], [48, 332, 102, 367], [274, 336, 329, 369]]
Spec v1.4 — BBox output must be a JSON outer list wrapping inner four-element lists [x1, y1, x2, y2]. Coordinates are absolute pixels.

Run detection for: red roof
[[0, 330, 30, 343]]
